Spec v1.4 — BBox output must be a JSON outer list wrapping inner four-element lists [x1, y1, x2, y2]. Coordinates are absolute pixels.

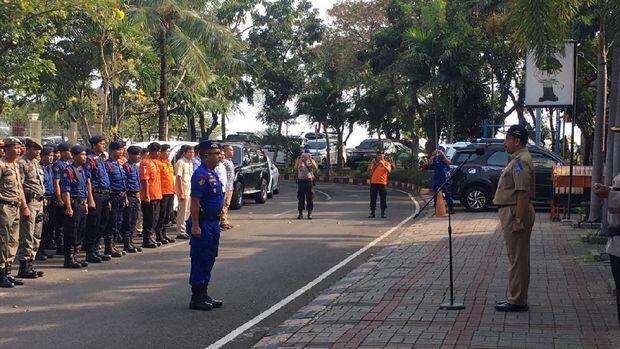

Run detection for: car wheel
[[267, 182, 274, 199], [255, 179, 268, 204], [230, 182, 244, 210], [463, 186, 491, 212]]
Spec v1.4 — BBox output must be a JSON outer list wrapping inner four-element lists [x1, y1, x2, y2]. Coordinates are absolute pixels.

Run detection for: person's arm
[[381, 160, 392, 174], [140, 162, 151, 202], [86, 178, 94, 212], [174, 162, 184, 198], [62, 192, 72, 216], [440, 151, 451, 165], [190, 197, 201, 238], [512, 159, 533, 232], [54, 179, 63, 205], [515, 190, 531, 225], [20, 186, 30, 218]]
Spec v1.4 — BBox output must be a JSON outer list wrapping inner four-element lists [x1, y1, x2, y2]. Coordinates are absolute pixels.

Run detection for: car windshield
[[358, 140, 381, 149], [307, 141, 326, 150], [231, 146, 243, 166]]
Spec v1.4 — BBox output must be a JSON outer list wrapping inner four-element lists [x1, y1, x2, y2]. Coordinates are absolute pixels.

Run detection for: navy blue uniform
[[51, 159, 71, 249], [60, 164, 89, 252], [187, 164, 224, 287], [107, 158, 127, 241], [41, 163, 56, 250], [85, 153, 111, 251], [432, 154, 454, 210], [123, 160, 140, 239]]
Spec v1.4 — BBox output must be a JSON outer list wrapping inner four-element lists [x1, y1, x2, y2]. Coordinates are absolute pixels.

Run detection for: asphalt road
[[0, 181, 419, 349]]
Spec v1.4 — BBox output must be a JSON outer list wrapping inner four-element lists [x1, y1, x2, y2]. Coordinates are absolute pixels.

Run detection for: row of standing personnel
[[0, 136, 236, 288]]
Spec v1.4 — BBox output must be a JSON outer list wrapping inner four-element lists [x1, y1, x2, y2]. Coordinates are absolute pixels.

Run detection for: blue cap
[[303, 145, 310, 153], [41, 146, 54, 156], [197, 140, 219, 151], [70, 145, 86, 155], [57, 142, 72, 152], [437, 145, 445, 152], [127, 145, 142, 155], [109, 141, 125, 151], [89, 135, 106, 146]]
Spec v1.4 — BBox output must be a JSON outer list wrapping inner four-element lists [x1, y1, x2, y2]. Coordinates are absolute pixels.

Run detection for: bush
[[390, 168, 432, 187]]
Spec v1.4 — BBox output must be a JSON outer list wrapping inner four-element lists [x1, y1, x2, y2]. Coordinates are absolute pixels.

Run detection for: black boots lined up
[[297, 211, 312, 220], [0, 264, 24, 288], [189, 284, 223, 311], [17, 258, 44, 279]]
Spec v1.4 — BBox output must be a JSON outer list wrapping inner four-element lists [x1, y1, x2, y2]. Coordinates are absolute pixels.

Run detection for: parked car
[[225, 133, 262, 144], [448, 142, 565, 212], [442, 142, 471, 160], [347, 139, 402, 169], [263, 144, 289, 166], [306, 139, 345, 168], [265, 154, 280, 198], [228, 143, 271, 209]]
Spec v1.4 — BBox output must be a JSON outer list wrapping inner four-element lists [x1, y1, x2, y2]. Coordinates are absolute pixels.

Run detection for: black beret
[[147, 142, 161, 151], [70, 145, 86, 155], [108, 141, 125, 151], [50, 145, 58, 152], [41, 146, 54, 156], [89, 135, 106, 146], [57, 142, 72, 152], [196, 140, 219, 151], [127, 145, 142, 155], [160, 143, 171, 151]]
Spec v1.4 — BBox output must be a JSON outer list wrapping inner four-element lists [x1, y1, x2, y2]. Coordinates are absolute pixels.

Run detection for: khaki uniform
[[0, 158, 23, 267], [17, 155, 45, 260], [493, 147, 536, 305]]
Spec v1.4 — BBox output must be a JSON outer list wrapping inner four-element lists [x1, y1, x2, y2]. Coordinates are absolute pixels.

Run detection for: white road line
[[273, 208, 298, 217], [314, 189, 332, 201], [158, 240, 189, 250], [206, 192, 419, 349]]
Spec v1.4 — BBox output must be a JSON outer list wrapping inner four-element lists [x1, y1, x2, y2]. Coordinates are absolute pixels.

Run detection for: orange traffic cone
[[435, 190, 448, 217]]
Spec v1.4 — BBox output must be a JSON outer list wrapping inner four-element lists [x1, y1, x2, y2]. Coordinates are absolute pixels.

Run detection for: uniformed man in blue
[[103, 141, 126, 259], [61, 145, 93, 269], [122, 145, 142, 253], [51, 142, 72, 256], [37, 146, 55, 261], [187, 141, 224, 311], [84, 135, 112, 263]]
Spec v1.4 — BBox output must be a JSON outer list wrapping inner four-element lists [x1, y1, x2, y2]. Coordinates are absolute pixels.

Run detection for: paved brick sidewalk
[[255, 210, 620, 348]]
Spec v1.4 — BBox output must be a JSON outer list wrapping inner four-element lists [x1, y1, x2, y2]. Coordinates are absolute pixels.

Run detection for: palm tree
[[129, 0, 240, 140]]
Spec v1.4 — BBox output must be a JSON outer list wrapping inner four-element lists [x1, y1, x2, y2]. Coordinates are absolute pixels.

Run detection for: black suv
[[228, 143, 271, 209], [448, 142, 565, 212]]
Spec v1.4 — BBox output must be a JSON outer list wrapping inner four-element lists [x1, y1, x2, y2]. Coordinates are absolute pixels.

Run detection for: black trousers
[[108, 193, 125, 240], [123, 196, 139, 238], [141, 200, 161, 241], [63, 199, 87, 253], [41, 197, 55, 249], [53, 201, 65, 248], [156, 194, 173, 235], [297, 179, 314, 212], [611, 254, 620, 324], [370, 184, 387, 214], [85, 192, 110, 249]]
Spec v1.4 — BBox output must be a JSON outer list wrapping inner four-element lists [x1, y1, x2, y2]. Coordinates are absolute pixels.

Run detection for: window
[[358, 140, 381, 149], [452, 152, 480, 165], [231, 146, 243, 166], [531, 152, 558, 168], [486, 151, 509, 166], [249, 149, 260, 163]]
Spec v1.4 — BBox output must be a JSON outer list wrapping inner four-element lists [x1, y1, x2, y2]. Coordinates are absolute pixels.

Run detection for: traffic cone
[[435, 190, 448, 217]]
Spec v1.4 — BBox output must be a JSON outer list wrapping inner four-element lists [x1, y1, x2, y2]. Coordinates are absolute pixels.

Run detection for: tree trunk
[[157, 29, 169, 141], [589, 20, 607, 221], [612, 37, 620, 176], [323, 123, 331, 177], [272, 122, 282, 163], [199, 112, 207, 139], [336, 127, 344, 170], [221, 113, 227, 141], [188, 115, 196, 141], [205, 112, 219, 139]]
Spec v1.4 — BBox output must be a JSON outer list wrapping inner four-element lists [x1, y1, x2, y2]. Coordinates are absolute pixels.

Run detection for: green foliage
[[389, 168, 432, 187]]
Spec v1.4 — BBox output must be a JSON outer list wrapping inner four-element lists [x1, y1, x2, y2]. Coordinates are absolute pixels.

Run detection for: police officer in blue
[[188, 141, 224, 311], [122, 145, 142, 253], [428, 145, 455, 214], [52, 142, 72, 256], [103, 141, 126, 259], [85, 135, 112, 263], [61, 145, 92, 269], [37, 146, 55, 261]]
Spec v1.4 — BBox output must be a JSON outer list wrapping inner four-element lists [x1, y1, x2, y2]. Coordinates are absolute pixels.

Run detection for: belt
[[0, 200, 20, 207], [199, 211, 221, 222], [110, 190, 126, 196], [127, 191, 139, 198], [92, 188, 110, 194], [71, 198, 87, 204]]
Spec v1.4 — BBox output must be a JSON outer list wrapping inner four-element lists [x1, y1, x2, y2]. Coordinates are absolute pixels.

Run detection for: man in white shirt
[[215, 148, 228, 200], [174, 145, 194, 240], [220, 145, 236, 229]]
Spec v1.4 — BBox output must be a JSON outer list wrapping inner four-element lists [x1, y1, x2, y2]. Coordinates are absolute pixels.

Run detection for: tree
[[129, 0, 240, 140], [247, 0, 324, 161]]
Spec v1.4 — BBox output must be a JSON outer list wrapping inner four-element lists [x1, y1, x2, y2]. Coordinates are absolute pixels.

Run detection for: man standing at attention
[[122, 145, 142, 253], [174, 145, 194, 240], [220, 145, 235, 230], [140, 143, 163, 249], [187, 141, 224, 311], [155, 144, 175, 244], [493, 125, 536, 312], [16, 138, 46, 279], [368, 150, 392, 218]]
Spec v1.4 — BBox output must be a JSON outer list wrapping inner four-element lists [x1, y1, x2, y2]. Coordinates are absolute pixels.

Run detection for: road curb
[[252, 208, 433, 348]]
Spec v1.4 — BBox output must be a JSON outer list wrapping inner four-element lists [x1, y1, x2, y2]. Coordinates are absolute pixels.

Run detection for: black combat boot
[[104, 239, 123, 258], [155, 232, 168, 245], [17, 258, 38, 279], [0, 267, 14, 288], [142, 235, 157, 249], [368, 211, 375, 218], [203, 284, 223, 308], [30, 259, 44, 277], [297, 211, 303, 220], [64, 248, 82, 269], [5, 264, 24, 285], [189, 285, 213, 311], [381, 211, 387, 219], [307, 211, 313, 220], [85, 248, 103, 263], [163, 233, 175, 243], [123, 236, 137, 253]]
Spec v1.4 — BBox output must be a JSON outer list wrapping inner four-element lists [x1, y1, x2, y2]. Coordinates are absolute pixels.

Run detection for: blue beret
[[89, 135, 106, 146], [127, 145, 142, 155], [41, 146, 54, 156], [70, 145, 86, 154], [57, 142, 72, 152], [109, 141, 125, 151], [197, 140, 219, 151]]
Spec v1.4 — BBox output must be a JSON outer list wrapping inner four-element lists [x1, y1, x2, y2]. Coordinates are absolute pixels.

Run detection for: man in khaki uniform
[[0, 137, 29, 288], [493, 125, 536, 312], [16, 138, 46, 279]]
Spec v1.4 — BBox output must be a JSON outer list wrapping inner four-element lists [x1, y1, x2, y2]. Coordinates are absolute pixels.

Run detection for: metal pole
[[566, 42, 578, 220], [535, 109, 542, 146]]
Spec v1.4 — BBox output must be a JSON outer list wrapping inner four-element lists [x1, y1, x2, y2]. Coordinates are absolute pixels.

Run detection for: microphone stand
[[414, 152, 478, 311]]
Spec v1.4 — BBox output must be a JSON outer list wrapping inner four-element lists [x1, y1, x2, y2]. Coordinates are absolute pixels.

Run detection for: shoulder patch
[[515, 159, 523, 175]]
